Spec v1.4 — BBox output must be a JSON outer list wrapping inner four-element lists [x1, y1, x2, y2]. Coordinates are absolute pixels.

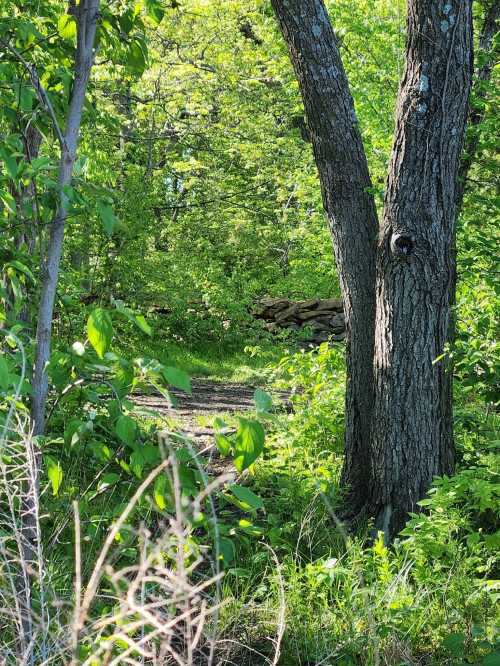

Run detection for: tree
[[271, 0, 474, 537], [29, 0, 100, 436]]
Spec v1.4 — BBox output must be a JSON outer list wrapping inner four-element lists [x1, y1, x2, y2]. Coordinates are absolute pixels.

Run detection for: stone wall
[[253, 297, 346, 344]]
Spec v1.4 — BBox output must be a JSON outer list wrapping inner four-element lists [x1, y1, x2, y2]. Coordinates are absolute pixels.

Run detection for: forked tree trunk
[[272, 0, 474, 538], [370, 1, 473, 536], [271, 0, 378, 516]]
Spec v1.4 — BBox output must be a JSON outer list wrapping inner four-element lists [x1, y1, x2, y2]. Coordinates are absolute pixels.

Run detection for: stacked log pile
[[253, 297, 345, 344]]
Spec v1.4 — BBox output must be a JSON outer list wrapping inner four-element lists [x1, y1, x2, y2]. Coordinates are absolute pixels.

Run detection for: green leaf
[[442, 633, 465, 657], [1, 192, 16, 214], [64, 420, 84, 447], [19, 85, 34, 112], [98, 473, 120, 491], [87, 308, 113, 358], [57, 14, 77, 40], [130, 450, 144, 478], [97, 201, 118, 236], [45, 456, 63, 496], [113, 300, 152, 336], [254, 388, 272, 413], [115, 415, 137, 448], [154, 474, 173, 510], [145, 0, 165, 24], [0, 148, 18, 180], [5, 260, 36, 283], [233, 418, 265, 473], [215, 433, 232, 456], [229, 484, 264, 510], [134, 314, 152, 336], [127, 39, 147, 74], [238, 518, 263, 537], [483, 651, 500, 666], [219, 537, 235, 565], [0, 356, 11, 391], [162, 366, 192, 394], [112, 361, 134, 397]]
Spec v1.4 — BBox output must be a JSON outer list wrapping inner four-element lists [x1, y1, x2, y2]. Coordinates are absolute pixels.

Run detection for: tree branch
[[0, 39, 66, 151]]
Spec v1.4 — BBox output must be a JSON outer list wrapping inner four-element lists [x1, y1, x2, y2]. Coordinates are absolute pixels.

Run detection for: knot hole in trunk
[[390, 233, 414, 257]]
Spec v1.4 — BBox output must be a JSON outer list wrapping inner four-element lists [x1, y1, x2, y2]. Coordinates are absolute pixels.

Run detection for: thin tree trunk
[[370, 0, 473, 538], [9, 3, 100, 653], [31, 0, 100, 435], [271, 0, 378, 515]]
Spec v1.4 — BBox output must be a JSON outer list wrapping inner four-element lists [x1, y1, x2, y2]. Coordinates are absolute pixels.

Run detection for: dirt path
[[134, 380, 289, 450]]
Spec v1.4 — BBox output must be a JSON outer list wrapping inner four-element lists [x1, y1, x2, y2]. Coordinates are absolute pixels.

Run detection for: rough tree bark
[[370, 1, 473, 536], [270, 0, 378, 516], [272, 0, 474, 538]]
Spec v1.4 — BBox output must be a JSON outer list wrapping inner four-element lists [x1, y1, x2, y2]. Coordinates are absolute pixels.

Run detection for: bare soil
[[133, 379, 289, 451]]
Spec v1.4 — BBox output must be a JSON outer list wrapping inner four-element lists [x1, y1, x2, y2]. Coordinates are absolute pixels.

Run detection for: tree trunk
[[272, 0, 474, 538], [370, 0, 473, 537], [10, 3, 100, 654], [31, 0, 100, 435], [271, 0, 378, 516]]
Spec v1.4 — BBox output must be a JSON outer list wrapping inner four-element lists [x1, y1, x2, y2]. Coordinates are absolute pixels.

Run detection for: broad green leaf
[[57, 14, 77, 40], [98, 473, 120, 491], [45, 456, 63, 496], [233, 418, 265, 473], [5, 260, 36, 283], [127, 39, 147, 74], [19, 85, 34, 112], [215, 433, 232, 456], [229, 484, 264, 510], [112, 361, 134, 397], [154, 474, 173, 510], [113, 300, 152, 336], [130, 450, 144, 478], [254, 388, 272, 413], [134, 314, 152, 336], [162, 366, 192, 394], [442, 633, 465, 657], [238, 518, 263, 537], [483, 652, 500, 666], [145, 0, 164, 24], [64, 420, 92, 447], [31, 156, 52, 172], [0, 356, 11, 391], [97, 201, 117, 236], [1, 192, 17, 214], [87, 308, 113, 358], [119, 9, 134, 34], [219, 537, 235, 565], [0, 148, 18, 180], [115, 415, 137, 447]]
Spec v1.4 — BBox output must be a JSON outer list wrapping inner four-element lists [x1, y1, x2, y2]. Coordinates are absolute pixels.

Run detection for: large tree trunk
[[370, 0, 473, 537], [272, 0, 474, 538], [271, 0, 378, 515]]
